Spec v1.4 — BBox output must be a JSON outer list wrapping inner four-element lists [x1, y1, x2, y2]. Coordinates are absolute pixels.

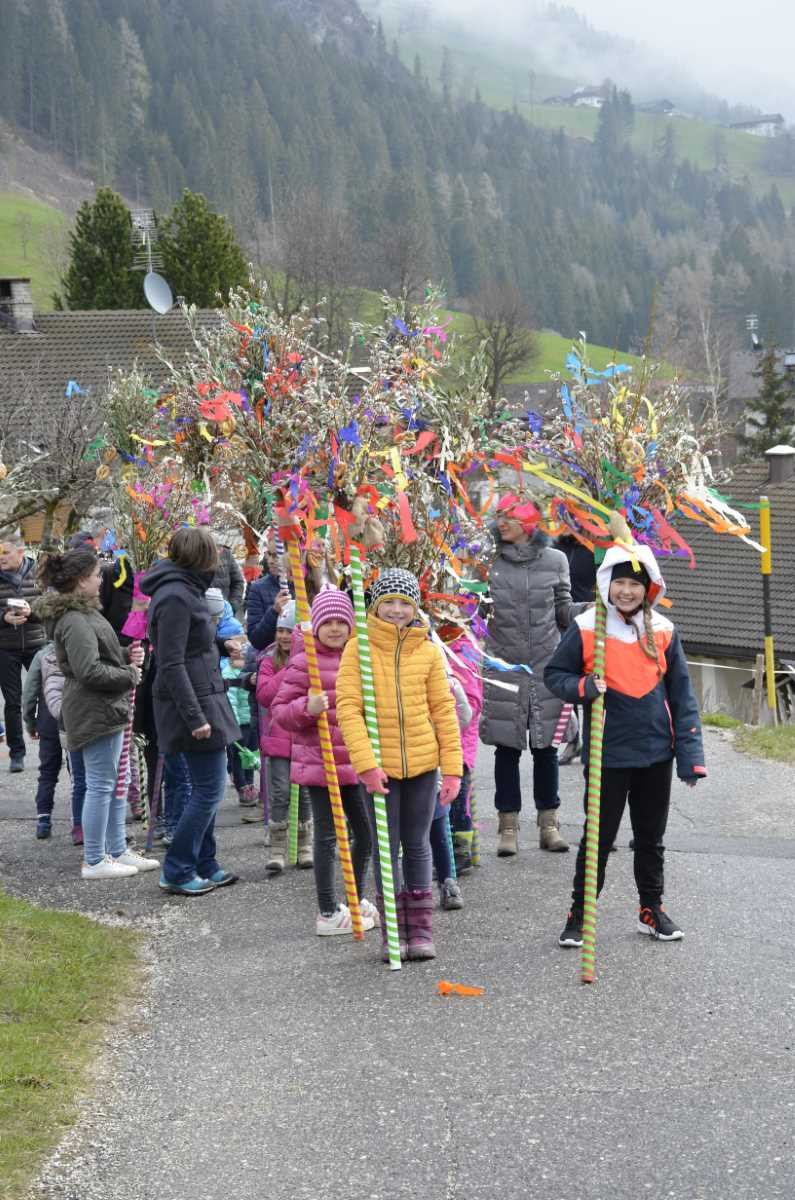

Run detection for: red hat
[[497, 493, 540, 533]]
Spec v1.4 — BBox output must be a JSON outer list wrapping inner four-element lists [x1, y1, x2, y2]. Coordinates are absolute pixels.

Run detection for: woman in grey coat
[[479, 495, 582, 855]]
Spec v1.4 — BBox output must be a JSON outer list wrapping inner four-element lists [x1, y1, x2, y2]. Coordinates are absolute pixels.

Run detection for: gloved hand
[[679, 773, 704, 789], [358, 767, 390, 795], [439, 775, 461, 806], [583, 674, 607, 701]]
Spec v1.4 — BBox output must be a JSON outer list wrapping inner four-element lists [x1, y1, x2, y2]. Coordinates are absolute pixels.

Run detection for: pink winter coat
[[255, 649, 293, 759], [271, 639, 357, 788], [449, 637, 483, 770]]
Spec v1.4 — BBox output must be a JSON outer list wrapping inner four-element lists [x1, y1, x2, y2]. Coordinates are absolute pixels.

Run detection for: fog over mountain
[[420, 0, 795, 120]]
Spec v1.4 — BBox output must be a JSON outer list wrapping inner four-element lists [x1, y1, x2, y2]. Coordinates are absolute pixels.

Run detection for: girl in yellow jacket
[[336, 568, 463, 961]]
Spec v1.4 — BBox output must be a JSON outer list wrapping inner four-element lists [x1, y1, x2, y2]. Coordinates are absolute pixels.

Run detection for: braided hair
[[640, 598, 663, 676]]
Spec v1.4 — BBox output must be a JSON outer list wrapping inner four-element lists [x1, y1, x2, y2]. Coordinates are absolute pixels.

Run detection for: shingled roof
[[0, 308, 220, 438], [663, 456, 795, 660]]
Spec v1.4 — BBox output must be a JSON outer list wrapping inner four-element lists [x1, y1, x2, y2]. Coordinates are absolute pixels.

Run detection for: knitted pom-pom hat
[[369, 568, 421, 616], [310, 587, 354, 638]]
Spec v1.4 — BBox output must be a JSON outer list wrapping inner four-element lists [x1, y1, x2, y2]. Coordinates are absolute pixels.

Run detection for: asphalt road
[[2, 727, 794, 1200]]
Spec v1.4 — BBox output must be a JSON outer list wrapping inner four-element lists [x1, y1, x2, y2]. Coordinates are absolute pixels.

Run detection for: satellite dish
[[144, 271, 173, 315]]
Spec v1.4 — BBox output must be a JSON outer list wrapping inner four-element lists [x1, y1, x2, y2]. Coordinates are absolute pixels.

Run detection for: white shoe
[[359, 898, 380, 929], [81, 855, 138, 880], [114, 850, 160, 873]]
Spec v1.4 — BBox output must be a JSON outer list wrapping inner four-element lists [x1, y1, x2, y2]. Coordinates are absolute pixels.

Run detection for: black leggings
[[571, 759, 673, 909], [308, 784, 371, 915]]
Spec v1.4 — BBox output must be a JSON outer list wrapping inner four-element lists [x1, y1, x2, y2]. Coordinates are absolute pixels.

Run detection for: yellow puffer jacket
[[337, 614, 463, 780]]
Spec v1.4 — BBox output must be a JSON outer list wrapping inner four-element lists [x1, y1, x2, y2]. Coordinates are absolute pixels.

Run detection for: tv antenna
[[131, 209, 173, 334]]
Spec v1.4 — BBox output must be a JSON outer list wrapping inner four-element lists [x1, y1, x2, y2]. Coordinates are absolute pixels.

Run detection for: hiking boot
[[296, 819, 313, 869], [637, 904, 683, 941], [559, 909, 584, 947], [241, 801, 264, 824], [497, 811, 519, 856], [453, 831, 473, 875], [158, 873, 215, 896], [36, 816, 52, 840], [538, 808, 569, 852], [9, 756, 24, 773], [405, 888, 436, 960], [266, 821, 288, 874], [207, 868, 239, 888], [71, 824, 84, 846], [440, 878, 464, 910], [238, 784, 258, 807]]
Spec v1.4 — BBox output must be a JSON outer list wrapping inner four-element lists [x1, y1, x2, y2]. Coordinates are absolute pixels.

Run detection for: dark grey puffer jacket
[[479, 531, 581, 750]]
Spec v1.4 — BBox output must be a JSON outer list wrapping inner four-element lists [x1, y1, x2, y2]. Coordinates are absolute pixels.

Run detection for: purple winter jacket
[[270, 639, 357, 788]]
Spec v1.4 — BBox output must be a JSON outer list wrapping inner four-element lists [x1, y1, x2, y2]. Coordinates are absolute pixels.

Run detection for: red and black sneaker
[[637, 904, 683, 941], [558, 909, 584, 948]]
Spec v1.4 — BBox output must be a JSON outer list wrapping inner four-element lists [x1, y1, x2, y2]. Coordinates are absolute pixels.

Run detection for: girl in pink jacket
[[271, 589, 376, 937], [256, 600, 314, 874]]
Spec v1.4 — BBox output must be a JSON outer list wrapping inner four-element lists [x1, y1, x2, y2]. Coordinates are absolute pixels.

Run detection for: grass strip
[[735, 724, 795, 765], [0, 890, 140, 1200]]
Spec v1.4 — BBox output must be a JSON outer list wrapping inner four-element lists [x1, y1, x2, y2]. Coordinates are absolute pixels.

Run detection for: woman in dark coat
[[141, 527, 241, 896]]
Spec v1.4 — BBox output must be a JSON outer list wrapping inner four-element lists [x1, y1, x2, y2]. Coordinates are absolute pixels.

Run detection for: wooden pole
[[759, 496, 777, 720]]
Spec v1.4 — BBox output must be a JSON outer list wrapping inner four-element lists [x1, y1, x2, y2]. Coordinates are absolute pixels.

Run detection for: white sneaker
[[316, 905, 353, 936], [359, 898, 380, 929], [81, 855, 138, 880], [114, 850, 160, 873]]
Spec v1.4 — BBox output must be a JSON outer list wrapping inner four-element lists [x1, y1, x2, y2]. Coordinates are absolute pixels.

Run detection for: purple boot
[[405, 888, 436, 960], [376, 892, 408, 962]]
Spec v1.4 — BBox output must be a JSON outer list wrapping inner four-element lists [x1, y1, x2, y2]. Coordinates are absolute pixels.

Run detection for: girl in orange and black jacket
[[545, 543, 705, 946]]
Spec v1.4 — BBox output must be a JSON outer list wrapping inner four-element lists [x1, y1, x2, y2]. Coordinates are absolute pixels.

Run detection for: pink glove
[[439, 775, 461, 806], [358, 767, 390, 795]]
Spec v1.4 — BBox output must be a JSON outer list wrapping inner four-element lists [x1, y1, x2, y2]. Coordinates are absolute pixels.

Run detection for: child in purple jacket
[[272, 589, 376, 936]]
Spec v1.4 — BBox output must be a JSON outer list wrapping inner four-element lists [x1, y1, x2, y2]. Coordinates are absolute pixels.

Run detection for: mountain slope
[[0, 0, 793, 353]]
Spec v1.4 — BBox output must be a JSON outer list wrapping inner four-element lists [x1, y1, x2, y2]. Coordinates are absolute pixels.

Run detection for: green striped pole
[[444, 810, 457, 881], [348, 545, 402, 971], [470, 789, 481, 867], [288, 782, 299, 865], [581, 591, 606, 984]]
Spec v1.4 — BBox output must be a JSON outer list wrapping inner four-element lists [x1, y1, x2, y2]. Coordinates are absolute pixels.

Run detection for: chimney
[[0, 277, 35, 333], [765, 444, 795, 484]]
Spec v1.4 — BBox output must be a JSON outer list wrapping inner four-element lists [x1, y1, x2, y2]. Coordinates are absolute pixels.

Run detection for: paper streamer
[[286, 538, 364, 939], [349, 544, 402, 971], [581, 598, 606, 985]]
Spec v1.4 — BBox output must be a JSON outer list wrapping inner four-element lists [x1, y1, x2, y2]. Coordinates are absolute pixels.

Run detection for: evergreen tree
[[55, 187, 144, 310], [740, 346, 795, 458], [159, 189, 247, 306]]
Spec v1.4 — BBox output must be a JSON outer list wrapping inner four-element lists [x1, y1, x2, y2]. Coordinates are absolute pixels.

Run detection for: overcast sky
[[424, 0, 795, 119], [582, 0, 794, 117]]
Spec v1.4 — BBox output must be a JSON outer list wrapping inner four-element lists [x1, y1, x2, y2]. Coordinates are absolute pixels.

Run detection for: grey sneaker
[[440, 878, 464, 910]]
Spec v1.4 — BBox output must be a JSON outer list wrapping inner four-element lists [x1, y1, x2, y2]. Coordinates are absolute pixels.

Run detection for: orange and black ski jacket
[[544, 545, 706, 780]]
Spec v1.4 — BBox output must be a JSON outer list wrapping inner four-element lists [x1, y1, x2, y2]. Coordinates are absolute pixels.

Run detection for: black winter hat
[[610, 560, 650, 589]]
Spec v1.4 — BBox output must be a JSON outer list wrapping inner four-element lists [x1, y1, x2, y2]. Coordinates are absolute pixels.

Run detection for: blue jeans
[[69, 749, 86, 825], [494, 743, 560, 813], [163, 753, 191, 835], [81, 731, 125, 866], [163, 749, 227, 885]]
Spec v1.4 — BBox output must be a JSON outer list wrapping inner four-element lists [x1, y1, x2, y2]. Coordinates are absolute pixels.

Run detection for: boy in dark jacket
[[545, 544, 705, 947]]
